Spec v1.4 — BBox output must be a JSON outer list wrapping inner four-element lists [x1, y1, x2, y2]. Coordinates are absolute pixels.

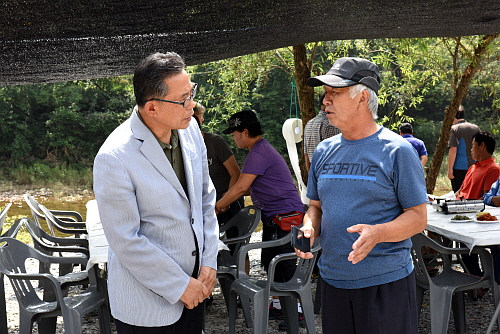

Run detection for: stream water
[[0, 184, 94, 224]]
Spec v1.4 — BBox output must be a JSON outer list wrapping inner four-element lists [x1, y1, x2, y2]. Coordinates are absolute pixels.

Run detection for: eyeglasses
[[146, 83, 198, 108]]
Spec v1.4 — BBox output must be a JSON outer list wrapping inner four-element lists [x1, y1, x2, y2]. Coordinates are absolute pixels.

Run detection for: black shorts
[[321, 271, 418, 334]]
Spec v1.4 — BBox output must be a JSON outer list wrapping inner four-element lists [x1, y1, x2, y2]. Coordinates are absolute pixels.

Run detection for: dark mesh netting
[[1, 0, 500, 85]]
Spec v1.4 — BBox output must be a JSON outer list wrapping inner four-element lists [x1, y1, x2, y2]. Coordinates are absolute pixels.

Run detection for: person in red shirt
[[456, 131, 500, 200], [456, 131, 500, 280]]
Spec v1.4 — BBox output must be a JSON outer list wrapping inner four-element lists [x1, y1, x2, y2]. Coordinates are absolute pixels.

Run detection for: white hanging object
[[282, 118, 309, 204]]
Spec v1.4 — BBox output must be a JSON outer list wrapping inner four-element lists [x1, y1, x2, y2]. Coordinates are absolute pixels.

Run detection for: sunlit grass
[[3, 163, 93, 189], [1, 214, 31, 243]]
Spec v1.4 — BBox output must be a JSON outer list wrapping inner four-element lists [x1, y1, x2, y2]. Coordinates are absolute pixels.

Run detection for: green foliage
[[189, 49, 297, 165], [0, 77, 133, 165], [1, 37, 500, 185]]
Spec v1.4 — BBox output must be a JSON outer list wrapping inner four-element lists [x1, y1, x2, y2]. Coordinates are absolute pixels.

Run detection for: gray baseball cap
[[306, 57, 381, 94]]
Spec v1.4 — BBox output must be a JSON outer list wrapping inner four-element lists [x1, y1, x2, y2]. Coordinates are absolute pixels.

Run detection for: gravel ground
[[4, 232, 499, 333]]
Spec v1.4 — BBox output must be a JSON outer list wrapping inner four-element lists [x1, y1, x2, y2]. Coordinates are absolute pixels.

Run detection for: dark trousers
[[451, 169, 468, 193], [115, 303, 205, 334], [320, 271, 418, 334], [116, 242, 204, 334]]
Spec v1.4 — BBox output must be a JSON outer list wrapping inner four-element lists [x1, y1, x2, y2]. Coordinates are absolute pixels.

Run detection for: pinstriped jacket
[[93, 110, 218, 326]]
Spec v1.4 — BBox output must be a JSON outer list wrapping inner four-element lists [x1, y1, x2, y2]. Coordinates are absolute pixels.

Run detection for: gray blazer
[[93, 110, 218, 326]]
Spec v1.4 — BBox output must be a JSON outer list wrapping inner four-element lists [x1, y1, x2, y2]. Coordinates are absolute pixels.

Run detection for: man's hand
[[180, 277, 208, 309], [346, 224, 381, 264], [492, 196, 500, 207], [294, 225, 315, 259], [448, 170, 455, 180], [197, 266, 216, 299]]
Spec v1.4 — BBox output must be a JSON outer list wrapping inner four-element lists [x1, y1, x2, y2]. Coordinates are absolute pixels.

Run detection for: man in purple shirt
[[399, 123, 428, 167]]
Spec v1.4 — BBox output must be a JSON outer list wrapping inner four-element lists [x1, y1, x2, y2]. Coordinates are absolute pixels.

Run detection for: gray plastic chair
[[0, 203, 12, 234], [39, 204, 87, 237], [19, 218, 92, 334], [228, 233, 320, 334], [217, 206, 261, 327], [20, 217, 90, 287], [21, 217, 89, 257], [0, 237, 111, 334], [411, 232, 499, 334], [0, 213, 23, 334], [23, 194, 86, 235]]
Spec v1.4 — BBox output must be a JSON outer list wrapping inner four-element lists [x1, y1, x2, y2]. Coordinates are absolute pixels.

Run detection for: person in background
[[456, 131, 500, 200], [193, 102, 246, 302], [193, 102, 243, 227], [399, 122, 428, 167], [93, 52, 218, 334], [448, 105, 481, 192], [480, 182, 500, 285], [454, 131, 500, 280], [216, 110, 305, 329], [303, 92, 341, 171], [297, 57, 427, 334]]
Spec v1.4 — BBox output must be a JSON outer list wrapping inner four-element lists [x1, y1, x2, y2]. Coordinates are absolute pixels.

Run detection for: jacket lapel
[[130, 109, 189, 202], [178, 126, 196, 208]]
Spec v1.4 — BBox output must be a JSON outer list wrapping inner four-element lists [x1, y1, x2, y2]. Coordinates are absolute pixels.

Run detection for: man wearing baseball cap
[[294, 57, 428, 334]]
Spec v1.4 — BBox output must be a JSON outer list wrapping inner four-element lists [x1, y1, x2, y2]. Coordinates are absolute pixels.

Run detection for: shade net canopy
[[1, 0, 500, 86]]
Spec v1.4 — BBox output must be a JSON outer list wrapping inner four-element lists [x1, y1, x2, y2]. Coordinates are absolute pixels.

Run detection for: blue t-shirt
[[242, 138, 304, 222], [307, 127, 427, 289], [402, 134, 427, 157]]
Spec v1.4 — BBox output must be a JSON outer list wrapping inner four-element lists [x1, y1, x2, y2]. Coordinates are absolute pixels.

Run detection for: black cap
[[222, 110, 259, 134], [306, 57, 381, 94]]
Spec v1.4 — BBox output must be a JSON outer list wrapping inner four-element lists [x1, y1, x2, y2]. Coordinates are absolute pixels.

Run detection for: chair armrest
[[38, 244, 89, 258], [237, 233, 292, 278], [52, 224, 88, 235], [50, 210, 83, 222], [412, 232, 477, 255], [5, 272, 67, 302], [37, 251, 88, 267], [54, 218, 87, 229], [44, 234, 89, 248], [222, 235, 253, 246], [266, 241, 321, 283]]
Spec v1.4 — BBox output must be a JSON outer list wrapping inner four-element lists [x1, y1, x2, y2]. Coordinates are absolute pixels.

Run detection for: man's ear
[[144, 101, 157, 117], [359, 89, 369, 105]]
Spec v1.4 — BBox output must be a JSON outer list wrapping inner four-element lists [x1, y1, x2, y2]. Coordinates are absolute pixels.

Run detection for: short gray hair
[[349, 84, 378, 120]]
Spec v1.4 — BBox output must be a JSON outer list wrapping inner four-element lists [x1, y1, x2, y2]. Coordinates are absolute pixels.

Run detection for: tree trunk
[[292, 44, 316, 185], [426, 34, 499, 193]]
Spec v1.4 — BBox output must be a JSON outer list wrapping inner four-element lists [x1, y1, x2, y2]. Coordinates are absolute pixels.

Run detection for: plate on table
[[474, 212, 499, 223], [475, 218, 500, 224], [449, 215, 473, 223]]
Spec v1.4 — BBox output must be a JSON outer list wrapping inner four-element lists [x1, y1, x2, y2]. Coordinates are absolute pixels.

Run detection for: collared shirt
[[484, 178, 500, 206], [136, 109, 188, 196], [303, 110, 341, 162], [458, 157, 500, 200]]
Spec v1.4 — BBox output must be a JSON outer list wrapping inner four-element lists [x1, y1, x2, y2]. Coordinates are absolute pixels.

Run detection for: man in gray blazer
[[93, 52, 219, 333]]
